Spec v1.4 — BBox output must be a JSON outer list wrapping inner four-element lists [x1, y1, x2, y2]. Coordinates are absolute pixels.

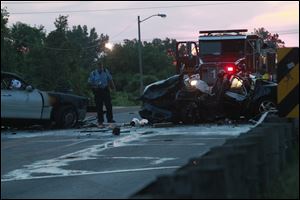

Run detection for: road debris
[[130, 118, 149, 127], [112, 127, 120, 136]]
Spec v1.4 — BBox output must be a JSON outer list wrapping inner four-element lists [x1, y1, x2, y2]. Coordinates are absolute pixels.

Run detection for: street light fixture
[[137, 13, 167, 95], [105, 42, 113, 51]]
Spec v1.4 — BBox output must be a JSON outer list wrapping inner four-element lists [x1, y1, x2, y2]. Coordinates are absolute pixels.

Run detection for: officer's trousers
[[93, 87, 113, 123]]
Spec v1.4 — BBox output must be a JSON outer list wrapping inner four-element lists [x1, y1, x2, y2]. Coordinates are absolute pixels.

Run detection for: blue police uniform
[[88, 68, 114, 124], [88, 69, 112, 89]]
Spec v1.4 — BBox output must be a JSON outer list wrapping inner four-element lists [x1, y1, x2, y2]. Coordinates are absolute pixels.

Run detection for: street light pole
[[137, 15, 143, 96], [137, 14, 166, 95]]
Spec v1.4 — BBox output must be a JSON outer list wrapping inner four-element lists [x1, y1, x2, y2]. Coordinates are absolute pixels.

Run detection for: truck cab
[[198, 29, 265, 85]]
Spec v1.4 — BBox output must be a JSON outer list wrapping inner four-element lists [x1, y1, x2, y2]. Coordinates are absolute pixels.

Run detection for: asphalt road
[[1, 106, 253, 199]]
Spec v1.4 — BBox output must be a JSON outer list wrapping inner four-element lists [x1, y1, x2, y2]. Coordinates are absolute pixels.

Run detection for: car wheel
[[55, 105, 78, 128], [256, 98, 277, 114]]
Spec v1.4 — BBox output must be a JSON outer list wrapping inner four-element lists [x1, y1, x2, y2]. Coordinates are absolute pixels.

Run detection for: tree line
[[1, 8, 177, 106]]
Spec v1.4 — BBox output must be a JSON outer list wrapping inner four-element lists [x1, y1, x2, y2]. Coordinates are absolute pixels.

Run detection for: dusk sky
[[1, 1, 299, 47]]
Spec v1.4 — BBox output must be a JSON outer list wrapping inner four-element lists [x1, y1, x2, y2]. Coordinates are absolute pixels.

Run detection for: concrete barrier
[[131, 114, 298, 199]]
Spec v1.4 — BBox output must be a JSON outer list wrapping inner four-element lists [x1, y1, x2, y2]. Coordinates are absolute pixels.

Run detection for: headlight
[[190, 80, 198, 86]]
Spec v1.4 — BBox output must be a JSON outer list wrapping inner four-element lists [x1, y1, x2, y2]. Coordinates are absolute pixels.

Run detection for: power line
[[8, 2, 251, 15], [110, 20, 136, 40], [1, 1, 68, 4]]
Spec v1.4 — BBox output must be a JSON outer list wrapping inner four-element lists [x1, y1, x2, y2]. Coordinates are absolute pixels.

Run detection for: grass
[[111, 91, 140, 106]]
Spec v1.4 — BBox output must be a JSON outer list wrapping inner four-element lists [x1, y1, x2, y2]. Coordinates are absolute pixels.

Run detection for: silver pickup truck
[[1, 72, 88, 128]]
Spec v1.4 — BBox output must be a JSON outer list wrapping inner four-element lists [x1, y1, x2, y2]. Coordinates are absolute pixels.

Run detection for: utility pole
[[137, 14, 167, 95], [137, 15, 144, 95]]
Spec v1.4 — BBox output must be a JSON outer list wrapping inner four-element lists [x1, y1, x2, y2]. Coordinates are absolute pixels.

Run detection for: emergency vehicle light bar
[[199, 29, 248, 34]]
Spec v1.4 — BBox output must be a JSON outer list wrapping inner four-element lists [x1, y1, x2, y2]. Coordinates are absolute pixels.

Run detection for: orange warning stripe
[[277, 48, 292, 65], [287, 104, 299, 118], [277, 63, 299, 104]]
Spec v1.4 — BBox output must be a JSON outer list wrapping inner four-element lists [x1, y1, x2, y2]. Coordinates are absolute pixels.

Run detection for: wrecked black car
[[1, 72, 88, 128], [139, 71, 277, 124]]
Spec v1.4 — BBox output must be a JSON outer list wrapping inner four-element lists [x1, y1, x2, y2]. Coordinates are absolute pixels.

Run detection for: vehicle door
[[1, 77, 43, 119]]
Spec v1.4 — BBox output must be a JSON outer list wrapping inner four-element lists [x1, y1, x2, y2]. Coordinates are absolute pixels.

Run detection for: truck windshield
[[199, 39, 245, 56]]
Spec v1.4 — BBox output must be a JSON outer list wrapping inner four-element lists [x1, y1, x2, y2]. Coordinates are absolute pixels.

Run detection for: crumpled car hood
[[141, 75, 180, 100]]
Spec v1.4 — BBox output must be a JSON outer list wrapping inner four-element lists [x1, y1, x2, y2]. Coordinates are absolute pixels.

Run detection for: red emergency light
[[227, 66, 234, 72], [225, 65, 236, 73]]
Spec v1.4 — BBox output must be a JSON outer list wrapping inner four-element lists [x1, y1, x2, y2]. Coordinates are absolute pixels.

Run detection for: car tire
[[54, 105, 78, 128], [254, 98, 277, 115]]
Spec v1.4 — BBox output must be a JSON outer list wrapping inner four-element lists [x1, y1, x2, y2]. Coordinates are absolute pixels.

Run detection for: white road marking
[[146, 138, 227, 141], [1, 166, 180, 182], [61, 140, 93, 148], [253, 112, 269, 127], [150, 158, 177, 165], [1, 131, 178, 182], [95, 156, 178, 165], [26, 139, 97, 143], [121, 143, 206, 146], [1, 124, 253, 182]]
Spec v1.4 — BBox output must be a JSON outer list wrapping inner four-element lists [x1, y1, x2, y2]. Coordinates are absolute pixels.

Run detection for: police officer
[[88, 61, 116, 127]]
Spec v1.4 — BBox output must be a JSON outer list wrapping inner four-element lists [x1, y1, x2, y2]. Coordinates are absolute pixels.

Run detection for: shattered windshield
[[199, 40, 245, 56]]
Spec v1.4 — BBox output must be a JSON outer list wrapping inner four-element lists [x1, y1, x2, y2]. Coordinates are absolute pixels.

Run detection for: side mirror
[[26, 85, 33, 92]]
